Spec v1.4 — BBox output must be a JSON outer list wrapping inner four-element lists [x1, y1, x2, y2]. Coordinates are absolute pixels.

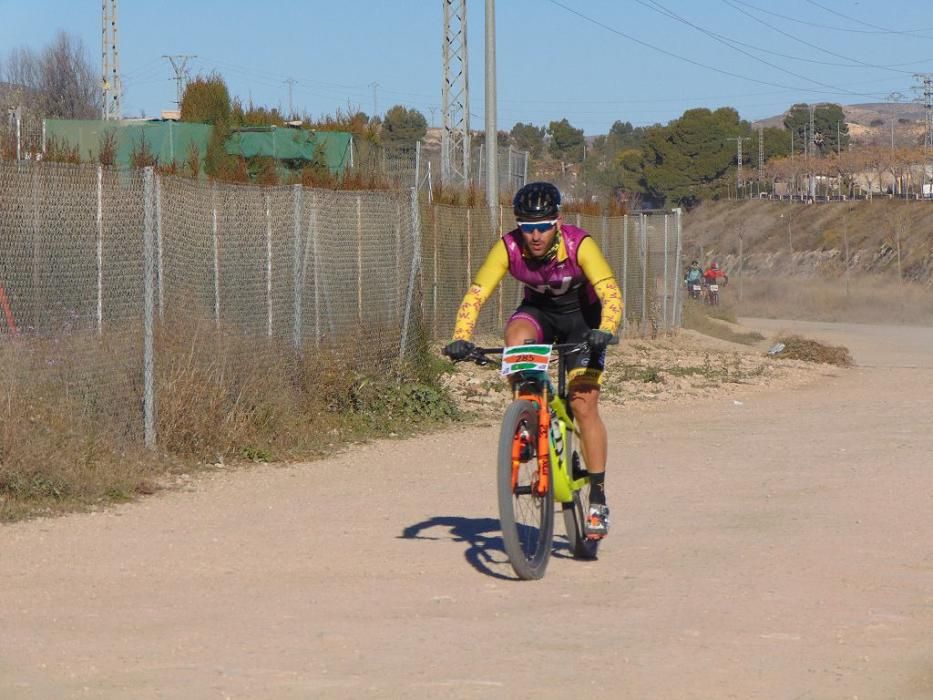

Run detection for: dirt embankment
[[683, 199, 933, 284], [442, 328, 824, 420]]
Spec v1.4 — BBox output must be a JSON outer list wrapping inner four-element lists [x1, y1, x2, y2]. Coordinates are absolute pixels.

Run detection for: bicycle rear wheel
[[562, 453, 600, 560], [497, 399, 554, 580]]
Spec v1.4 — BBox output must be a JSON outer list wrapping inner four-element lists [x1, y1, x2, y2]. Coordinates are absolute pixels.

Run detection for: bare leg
[[504, 319, 539, 346], [569, 382, 606, 474]]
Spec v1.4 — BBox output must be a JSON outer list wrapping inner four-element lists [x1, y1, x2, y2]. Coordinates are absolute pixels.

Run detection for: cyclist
[[703, 261, 728, 286], [443, 182, 623, 538], [684, 260, 703, 295]]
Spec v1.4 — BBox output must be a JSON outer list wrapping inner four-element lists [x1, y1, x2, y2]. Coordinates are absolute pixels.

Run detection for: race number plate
[[501, 344, 552, 376], [709, 284, 719, 292]]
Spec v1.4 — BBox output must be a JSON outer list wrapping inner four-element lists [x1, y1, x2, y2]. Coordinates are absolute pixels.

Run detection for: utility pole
[[807, 103, 817, 198], [887, 92, 905, 152], [913, 74, 933, 198], [914, 74, 933, 153], [368, 82, 380, 117], [726, 136, 751, 198], [101, 0, 122, 120], [808, 104, 816, 158], [163, 55, 196, 110], [284, 78, 297, 118], [441, 0, 470, 187], [757, 125, 764, 195], [484, 0, 498, 211]]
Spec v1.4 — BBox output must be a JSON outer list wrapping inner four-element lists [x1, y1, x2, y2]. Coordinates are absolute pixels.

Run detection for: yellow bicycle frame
[[548, 394, 588, 503]]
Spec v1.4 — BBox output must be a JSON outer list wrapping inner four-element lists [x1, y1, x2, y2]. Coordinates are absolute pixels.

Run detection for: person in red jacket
[[703, 262, 728, 286]]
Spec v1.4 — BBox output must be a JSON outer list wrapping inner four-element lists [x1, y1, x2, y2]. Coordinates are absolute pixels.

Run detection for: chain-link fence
[[1, 107, 44, 161], [352, 140, 529, 198], [0, 161, 681, 454], [422, 205, 684, 340]]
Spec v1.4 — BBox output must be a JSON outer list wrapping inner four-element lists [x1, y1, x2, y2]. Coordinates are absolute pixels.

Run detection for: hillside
[[683, 199, 933, 324], [685, 199, 933, 279], [752, 102, 927, 146]]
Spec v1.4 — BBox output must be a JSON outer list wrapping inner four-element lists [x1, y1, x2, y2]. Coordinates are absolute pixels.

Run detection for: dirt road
[[2, 321, 932, 699]]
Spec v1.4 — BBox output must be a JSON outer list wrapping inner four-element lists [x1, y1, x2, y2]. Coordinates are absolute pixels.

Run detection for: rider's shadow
[[399, 516, 572, 580]]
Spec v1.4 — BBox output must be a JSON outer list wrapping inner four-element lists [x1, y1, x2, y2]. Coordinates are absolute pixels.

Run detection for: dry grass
[[735, 275, 933, 326], [0, 318, 458, 521], [771, 335, 854, 367], [0, 331, 162, 520]]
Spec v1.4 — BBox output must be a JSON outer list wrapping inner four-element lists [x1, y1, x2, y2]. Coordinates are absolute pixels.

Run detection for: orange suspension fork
[[535, 386, 550, 497]]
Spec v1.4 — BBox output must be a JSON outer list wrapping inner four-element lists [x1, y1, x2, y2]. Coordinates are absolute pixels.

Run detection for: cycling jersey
[[452, 223, 623, 342]]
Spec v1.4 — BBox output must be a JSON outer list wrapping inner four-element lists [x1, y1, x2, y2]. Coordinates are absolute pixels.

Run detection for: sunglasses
[[518, 219, 558, 234]]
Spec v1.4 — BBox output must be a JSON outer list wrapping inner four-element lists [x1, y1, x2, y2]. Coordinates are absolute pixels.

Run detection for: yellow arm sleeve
[[452, 241, 509, 341], [577, 237, 623, 334]]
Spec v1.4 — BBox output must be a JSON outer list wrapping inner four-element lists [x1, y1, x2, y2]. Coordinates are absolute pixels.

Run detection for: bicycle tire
[[497, 399, 554, 580], [562, 477, 600, 560]]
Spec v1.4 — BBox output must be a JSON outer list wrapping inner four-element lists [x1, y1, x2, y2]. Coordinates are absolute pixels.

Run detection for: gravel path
[[2, 321, 931, 699]]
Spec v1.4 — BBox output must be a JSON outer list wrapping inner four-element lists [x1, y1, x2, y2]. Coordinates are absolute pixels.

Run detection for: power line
[[546, 0, 904, 98], [721, 0, 918, 76], [639, 0, 867, 95], [804, 0, 933, 37], [729, 0, 933, 37], [642, 2, 933, 71]]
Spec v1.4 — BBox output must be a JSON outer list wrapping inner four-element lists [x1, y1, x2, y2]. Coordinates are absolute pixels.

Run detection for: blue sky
[[2, 1, 932, 134]]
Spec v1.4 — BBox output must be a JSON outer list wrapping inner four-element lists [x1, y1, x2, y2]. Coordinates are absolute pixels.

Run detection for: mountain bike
[[446, 340, 614, 580]]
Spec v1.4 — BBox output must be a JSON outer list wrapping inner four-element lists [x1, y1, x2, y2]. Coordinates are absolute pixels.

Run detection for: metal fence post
[[432, 204, 438, 339], [142, 167, 156, 449], [212, 187, 220, 329], [396, 201, 402, 323], [292, 184, 303, 349], [673, 208, 683, 327], [309, 192, 321, 347], [356, 194, 363, 326], [466, 207, 472, 288], [622, 214, 628, 332], [265, 192, 273, 338], [640, 213, 647, 328], [156, 171, 164, 320], [96, 165, 103, 334], [663, 214, 669, 329], [400, 188, 422, 361]]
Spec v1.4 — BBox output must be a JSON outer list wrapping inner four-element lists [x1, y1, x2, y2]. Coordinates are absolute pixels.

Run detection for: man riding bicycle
[[444, 182, 623, 538]]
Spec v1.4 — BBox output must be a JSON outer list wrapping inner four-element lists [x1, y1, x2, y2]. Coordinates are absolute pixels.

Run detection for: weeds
[[0, 318, 458, 521], [770, 335, 854, 367]]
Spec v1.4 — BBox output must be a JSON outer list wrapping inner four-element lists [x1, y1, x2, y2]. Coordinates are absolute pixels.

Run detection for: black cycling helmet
[[513, 181, 561, 221]]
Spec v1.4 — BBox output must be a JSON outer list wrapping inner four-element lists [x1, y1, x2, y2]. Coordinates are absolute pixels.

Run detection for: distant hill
[[752, 103, 927, 146]]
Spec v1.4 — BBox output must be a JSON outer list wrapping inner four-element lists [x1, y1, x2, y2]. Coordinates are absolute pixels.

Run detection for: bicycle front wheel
[[497, 399, 554, 580]]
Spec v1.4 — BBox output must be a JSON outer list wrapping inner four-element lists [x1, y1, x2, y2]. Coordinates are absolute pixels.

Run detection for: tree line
[[7, 32, 930, 204]]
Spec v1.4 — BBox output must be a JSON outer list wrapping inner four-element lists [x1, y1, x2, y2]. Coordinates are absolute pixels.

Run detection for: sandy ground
[[1, 320, 932, 699]]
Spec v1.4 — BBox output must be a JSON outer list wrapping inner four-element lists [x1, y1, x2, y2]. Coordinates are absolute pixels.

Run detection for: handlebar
[[443, 337, 619, 366]]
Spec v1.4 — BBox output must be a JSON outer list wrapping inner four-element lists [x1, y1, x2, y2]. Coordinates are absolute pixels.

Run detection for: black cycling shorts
[[508, 301, 605, 384]]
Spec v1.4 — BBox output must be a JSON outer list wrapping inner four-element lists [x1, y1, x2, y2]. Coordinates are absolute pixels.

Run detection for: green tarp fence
[[43, 120, 352, 177], [225, 128, 352, 175], [43, 119, 212, 168]]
